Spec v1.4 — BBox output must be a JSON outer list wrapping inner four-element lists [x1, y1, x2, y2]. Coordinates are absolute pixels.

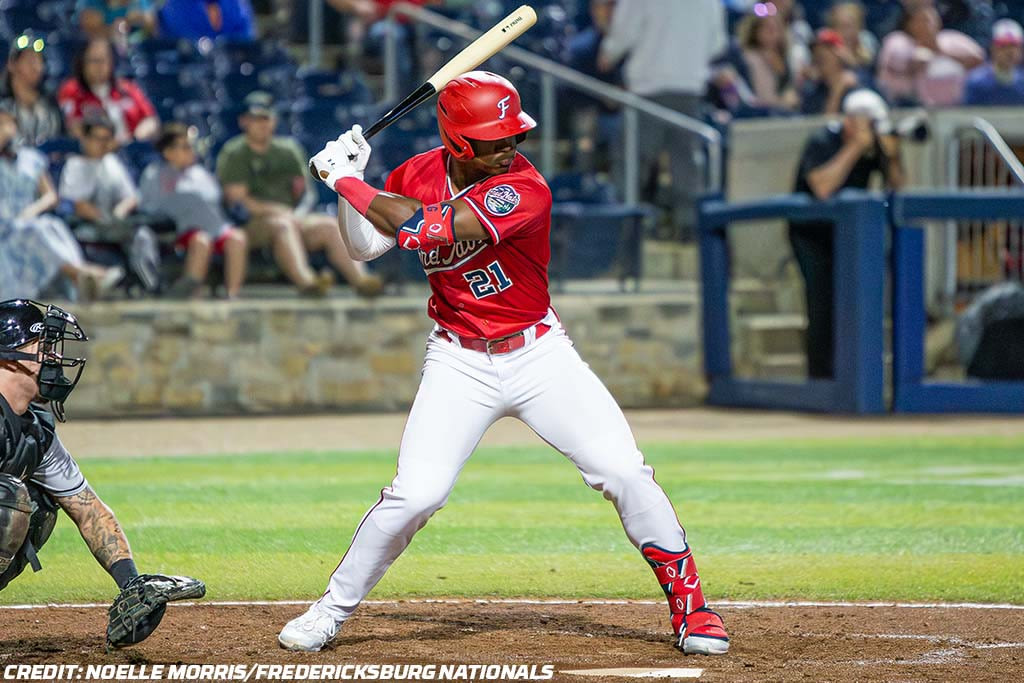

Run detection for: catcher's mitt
[[106, 574, 206, 650]]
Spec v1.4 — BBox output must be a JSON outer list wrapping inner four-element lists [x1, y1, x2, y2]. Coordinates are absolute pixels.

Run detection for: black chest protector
[[0, 396, 55, 482]]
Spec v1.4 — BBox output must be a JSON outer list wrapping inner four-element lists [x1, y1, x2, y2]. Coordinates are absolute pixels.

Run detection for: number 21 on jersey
[[463, 260, 513, 299]]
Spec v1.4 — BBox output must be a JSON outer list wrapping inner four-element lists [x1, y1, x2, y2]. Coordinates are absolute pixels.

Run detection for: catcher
[[0, 299, 205, 649]]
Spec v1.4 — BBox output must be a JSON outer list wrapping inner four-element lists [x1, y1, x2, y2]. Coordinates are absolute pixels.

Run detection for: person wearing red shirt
[[57, 38, 158, 143], [278, 71, 730, 658]]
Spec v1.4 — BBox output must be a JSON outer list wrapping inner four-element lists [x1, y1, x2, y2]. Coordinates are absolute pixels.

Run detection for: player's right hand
[[336, 124, 372, 175], [310, 140, 361, 189]]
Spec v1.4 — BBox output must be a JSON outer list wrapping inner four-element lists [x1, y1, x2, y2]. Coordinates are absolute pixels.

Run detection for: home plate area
[[2, 601, 1022, 682]]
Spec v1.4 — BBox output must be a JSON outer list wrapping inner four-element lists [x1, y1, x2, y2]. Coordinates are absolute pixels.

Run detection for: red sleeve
[[121, 80, 157, 120], [56, 79, 83, 124], [459, 174, 551, 244]]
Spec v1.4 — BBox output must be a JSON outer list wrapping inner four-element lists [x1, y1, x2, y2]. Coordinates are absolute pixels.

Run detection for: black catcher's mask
[[0, 300, 88, 422]]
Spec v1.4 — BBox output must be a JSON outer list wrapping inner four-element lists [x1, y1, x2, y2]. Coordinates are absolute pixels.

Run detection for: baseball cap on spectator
[[811, 28, 845, 49], [842, 89, 889, 121], [992, 19, 1024, 47], [243, 91, 275, 117]]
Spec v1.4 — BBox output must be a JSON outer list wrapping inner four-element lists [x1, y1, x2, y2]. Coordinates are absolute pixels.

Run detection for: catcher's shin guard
[[641, 543, 729, 655]]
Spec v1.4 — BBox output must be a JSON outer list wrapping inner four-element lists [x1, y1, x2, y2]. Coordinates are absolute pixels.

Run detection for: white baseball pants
[[317, 313, 687, 620]]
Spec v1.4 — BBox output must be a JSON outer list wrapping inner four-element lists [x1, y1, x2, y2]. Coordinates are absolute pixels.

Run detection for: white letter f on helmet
[[496, 95, 511, 120]]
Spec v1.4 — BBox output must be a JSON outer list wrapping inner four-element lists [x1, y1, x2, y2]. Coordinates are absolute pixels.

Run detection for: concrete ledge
[[64, 289, 705, 417]]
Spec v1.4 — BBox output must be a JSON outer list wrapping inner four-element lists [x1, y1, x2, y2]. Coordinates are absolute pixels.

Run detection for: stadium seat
[[118, 141, 159, 182], [294, 68, 373, 105], [37, 136, 79, 182], [0, 2, 65, 39], [547, 172, 652, 290]]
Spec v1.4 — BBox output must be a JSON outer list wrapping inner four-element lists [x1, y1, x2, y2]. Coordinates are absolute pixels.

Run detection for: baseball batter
[[279, 71, 729, 656]]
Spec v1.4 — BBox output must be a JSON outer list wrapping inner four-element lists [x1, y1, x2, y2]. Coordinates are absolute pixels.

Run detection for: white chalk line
[[1, 598, 1023, 610], [811, 632, 1024, 667]]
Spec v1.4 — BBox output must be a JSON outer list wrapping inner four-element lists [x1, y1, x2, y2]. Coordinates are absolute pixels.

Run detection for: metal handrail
[[951, 117, 1024, 186], [382, 2, 722, 202]]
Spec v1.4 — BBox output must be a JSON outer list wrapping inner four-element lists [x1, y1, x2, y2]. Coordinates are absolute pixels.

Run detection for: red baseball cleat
[[641, 543, 730, 655]]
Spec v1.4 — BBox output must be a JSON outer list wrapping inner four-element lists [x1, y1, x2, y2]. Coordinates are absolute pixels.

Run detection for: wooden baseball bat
[[313, 4, 537, 179]]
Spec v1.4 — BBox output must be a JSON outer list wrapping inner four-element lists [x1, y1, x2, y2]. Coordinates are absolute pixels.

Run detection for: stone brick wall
[[64, 291, 704, 417]]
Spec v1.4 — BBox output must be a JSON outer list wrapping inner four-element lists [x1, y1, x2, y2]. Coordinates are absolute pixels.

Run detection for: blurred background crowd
[[1, 0, 1023, 304]]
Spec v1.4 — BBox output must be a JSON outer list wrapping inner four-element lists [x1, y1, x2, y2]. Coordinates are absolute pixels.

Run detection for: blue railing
[[698, 189, 1024, 414]]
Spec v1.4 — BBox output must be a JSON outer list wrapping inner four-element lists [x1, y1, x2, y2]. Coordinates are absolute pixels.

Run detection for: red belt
[[438, 323, 551, 354]]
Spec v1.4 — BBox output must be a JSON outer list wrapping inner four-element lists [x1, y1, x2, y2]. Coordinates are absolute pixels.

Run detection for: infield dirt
[[4, 602, 1023, 682]]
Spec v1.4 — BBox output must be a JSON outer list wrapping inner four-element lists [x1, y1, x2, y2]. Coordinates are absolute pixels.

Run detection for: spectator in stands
[[736, 8, 801, 112], [0, 33, 63, 148], [326, 0, 438, 91], [58, 38, 159, 143], [963, 19, 1024, 106], [216, 92, 383, 297], [141, 123, 247, 299], [876, 1, 984, 106], [157, 0, 256, 42], [77, 0, 158, 41], [59, 113, 138, 231], [801, 29, 862, 115], [827, 1, 878, 73], [773, 0, 812, 79], [789, 89, 905, 378], [0, 104, 122, 302], [598, 0, 726, 241], [564, 0, 622, 174]]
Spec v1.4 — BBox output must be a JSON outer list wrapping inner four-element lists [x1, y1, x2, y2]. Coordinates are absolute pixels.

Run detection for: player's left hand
[[336, 124, 372, 175], [309, 140, 361, 188]]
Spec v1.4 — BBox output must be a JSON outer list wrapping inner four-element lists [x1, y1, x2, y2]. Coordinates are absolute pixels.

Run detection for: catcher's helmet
[[0, 300, 87, 422], [437, 71, 536, 160]]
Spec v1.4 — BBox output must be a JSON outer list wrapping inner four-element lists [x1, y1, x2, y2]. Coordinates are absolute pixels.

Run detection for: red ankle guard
[[641, 543, 708, 635]]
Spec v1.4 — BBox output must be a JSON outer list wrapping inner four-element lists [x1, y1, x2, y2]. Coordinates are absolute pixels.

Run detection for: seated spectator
[[827, 1, 878, 73], [215, 92, 383, 297], [0, 104, 122, 302], [963, 19, 1024, 106], [58, 113, 163, 294], [141, 123, 247, 299], [737, 8, 801, 111], [801, 29, 862, 115], [157, 0, 256, 42], [77, 0, 158, 41], [0, 33, 63, 147], [59, 114, 138, 231], [564, 0, 622, 174], [57, 38, 159, 144], [876, 1, 985, 106]]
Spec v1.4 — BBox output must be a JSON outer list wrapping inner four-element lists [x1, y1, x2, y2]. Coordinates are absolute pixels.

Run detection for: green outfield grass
[[2, 436, 1022, 605]]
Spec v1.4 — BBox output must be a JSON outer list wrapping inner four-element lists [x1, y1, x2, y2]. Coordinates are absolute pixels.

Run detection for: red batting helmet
[[436, 71, 536, 160]]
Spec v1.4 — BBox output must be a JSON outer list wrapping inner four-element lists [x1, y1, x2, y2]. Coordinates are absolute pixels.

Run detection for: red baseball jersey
[[385, 147, 552, 339]]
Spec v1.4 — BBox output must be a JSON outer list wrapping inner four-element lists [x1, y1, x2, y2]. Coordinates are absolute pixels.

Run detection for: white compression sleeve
[[337, 197, 396, 261]]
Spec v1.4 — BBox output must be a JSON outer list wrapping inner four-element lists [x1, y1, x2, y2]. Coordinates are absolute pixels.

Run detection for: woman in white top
[[0, 104, 121, 302]]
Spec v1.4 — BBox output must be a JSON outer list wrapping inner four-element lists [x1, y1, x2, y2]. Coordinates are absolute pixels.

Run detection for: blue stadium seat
[[372, 123, 441, 172], [37, 136, 80, 182], [547, 172, 651, 289], [0, 2, 66, 39], [140, 77, 206, 121], [548, 171, 617, 204], [118, 141, 159, 183], [294, 68, 373, 105]]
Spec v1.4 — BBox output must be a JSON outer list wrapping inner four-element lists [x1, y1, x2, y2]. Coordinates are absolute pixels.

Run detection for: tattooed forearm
[[57, 487, 133, 570]]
